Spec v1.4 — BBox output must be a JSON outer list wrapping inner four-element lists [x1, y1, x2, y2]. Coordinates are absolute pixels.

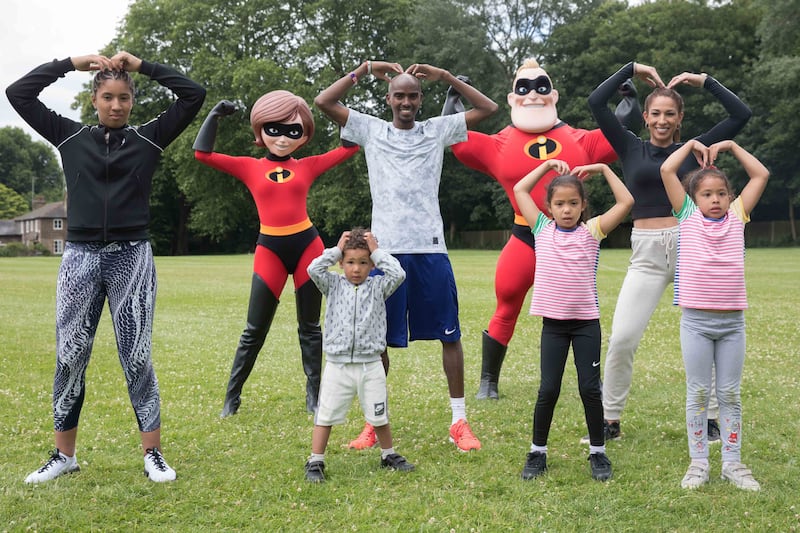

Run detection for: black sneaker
[[589, 452, 613, 481], [304, 460, 325, 483], [521, 451, 547, 480], [708, 419, 721, 444], [380, 453, 415, 472], [579, 420, 621, 444]]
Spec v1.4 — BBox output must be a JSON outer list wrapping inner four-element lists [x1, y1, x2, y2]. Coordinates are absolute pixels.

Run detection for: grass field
[[1, 248, 798, 532]]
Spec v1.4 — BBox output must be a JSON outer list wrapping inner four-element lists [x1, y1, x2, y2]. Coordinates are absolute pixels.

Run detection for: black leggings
[[532, 318, 604, 447]]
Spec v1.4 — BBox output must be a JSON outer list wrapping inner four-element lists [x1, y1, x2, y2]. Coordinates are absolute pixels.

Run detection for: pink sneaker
[[348, 422, 377, 450], [449, 419, 481, 452]]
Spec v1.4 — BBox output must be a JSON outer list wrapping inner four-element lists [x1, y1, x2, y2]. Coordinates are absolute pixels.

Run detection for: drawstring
[[660, 229, 675, 270]]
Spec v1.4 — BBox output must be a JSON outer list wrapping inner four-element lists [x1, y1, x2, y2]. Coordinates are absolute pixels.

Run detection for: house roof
[[14, 201, 66, 221]]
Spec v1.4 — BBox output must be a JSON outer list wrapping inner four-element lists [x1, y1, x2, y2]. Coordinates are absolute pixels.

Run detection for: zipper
[[350, 285, 358, 361], [103, 130, 110, 242]]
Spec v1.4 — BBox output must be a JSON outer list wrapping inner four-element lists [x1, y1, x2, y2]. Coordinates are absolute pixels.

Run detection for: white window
[[53, 219, 63, 230], [53, 240, 64, 254]]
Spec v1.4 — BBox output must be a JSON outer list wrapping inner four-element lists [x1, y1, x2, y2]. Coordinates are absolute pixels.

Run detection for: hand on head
[[632, 62, 666, 88], [72, 51, 142, 73], [543, 159, 571, 176], [364, 231, 379, 253], [405, 63, 446, 82], [571, 163, 609, 180], [667, 72, 708, 89], [369, 61, 404, 82], [337, 231, 352, 251]]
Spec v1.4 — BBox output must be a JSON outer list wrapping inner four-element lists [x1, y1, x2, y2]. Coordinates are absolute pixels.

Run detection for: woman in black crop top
[[585, 61, 751, 442]]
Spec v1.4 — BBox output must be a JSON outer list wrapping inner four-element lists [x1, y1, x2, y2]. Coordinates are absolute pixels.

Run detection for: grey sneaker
[[588, 452, 613, 481], [681, 461, 710, 489], [304, 460, 326, 483], [580, 420, 621, 444], [521, 451, 547, 480], [380, 453, 415, 472], [24, 449, 80, 484], [722, 462, 760, 491], [144, 447, 176, 482], [707, 419, 721, 444]]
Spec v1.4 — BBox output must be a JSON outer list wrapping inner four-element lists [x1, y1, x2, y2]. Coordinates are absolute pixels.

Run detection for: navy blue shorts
[[372, 253, 461, 347]]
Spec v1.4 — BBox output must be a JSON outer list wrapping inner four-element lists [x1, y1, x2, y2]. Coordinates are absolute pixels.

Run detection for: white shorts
[[314, 360, 389, 427]]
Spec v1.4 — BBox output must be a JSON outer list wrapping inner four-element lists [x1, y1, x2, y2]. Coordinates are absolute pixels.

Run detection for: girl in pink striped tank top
[[661, 139, 769, 491]]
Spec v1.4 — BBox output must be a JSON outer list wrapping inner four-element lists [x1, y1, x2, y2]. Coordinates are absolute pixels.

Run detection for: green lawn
[[1, 248, 798, 532]]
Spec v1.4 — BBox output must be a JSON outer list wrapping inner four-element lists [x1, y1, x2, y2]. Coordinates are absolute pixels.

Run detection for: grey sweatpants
[[680, 309, 745, 462], [602, 226, 719, 420]]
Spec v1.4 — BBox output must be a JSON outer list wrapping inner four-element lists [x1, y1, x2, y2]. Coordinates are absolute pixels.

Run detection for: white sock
[[450, 397, 466, 425], [589, 445, 606, 455], [309, 453, 325, 463], [692, 458, 709, 467], [530, 443, 547, 454], [381, 448, 395, 459]]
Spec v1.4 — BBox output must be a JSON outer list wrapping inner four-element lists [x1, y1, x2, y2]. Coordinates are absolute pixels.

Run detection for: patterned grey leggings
[[54, 241, 160, 432]]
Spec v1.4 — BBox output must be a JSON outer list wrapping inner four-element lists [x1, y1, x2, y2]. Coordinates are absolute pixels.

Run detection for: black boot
[[221, 274, 279, 418], [296, 281, 323, 413], [476, 330, 508, 400]]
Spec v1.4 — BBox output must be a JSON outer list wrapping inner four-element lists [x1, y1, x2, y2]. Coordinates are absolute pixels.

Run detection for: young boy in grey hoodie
[[304, 228, 414, 482]]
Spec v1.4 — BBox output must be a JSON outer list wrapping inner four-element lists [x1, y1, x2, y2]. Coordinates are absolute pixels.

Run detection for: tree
[[0, 127, 64, 207], [0, 182, 29, 219]]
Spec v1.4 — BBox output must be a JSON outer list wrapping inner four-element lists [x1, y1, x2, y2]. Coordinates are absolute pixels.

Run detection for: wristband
[[367, 60, 372, 76], [349, 72, 358, 84]]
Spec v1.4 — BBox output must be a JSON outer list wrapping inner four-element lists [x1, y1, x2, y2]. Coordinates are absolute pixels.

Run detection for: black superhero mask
[[262, 122, 304, 139], [514, 76, 553, 96]]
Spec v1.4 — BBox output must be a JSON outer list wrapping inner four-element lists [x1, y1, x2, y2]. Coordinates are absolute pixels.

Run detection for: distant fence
[[454, 220, 798, 249]]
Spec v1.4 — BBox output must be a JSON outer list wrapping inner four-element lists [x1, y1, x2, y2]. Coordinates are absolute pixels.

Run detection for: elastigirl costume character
[[443, 60, 640, 400], [193, 92, 358, 416]]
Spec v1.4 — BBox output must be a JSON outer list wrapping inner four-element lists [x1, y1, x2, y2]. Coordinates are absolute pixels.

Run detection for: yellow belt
[[260, 217, 312, 236]]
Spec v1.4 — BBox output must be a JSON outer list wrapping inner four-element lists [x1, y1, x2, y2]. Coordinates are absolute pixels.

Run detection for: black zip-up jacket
[[6, 58, 206, 241]]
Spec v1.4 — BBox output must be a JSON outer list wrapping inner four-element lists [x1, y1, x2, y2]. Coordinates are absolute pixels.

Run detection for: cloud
[[0, 0, 130, 143]]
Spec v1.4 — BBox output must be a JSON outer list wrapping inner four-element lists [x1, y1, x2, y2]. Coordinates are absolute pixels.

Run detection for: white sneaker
[[144, 447, 176, 482], [722, 461, 760, 491], [25, 449, 80, 483], [680, 461, 709, 489]]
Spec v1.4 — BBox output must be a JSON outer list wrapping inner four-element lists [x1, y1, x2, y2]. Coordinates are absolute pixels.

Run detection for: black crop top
[[588, 62, 751, 220]]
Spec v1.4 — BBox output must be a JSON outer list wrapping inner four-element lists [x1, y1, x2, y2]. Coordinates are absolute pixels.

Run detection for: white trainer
[[25, 449, 80, 484], [680, 461, 709, 489], [722, 461, 760, 491], [144, 447, 176, 482]]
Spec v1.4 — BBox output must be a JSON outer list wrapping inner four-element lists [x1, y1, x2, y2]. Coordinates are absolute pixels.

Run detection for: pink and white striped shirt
[[529, 213, 606, 320], [674, 195, 749, 310]]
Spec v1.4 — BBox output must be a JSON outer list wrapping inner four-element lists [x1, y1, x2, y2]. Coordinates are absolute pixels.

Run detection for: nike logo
[[444, 327, 457, 335], [592, 361, 600, 367]]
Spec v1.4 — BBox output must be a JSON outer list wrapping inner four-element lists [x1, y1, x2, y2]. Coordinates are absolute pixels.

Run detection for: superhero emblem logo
[[523, 135, 563, 161], [266, 166, 295, 183]]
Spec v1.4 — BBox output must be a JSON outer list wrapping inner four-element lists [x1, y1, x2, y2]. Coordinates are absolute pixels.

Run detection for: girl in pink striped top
[[513, 159, 633, 482], [661, 139, 769, 491]]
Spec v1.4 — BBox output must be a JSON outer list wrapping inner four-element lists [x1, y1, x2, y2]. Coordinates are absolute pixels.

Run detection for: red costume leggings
[[254, 228, 324, 298], [487, 227, 536, 346]]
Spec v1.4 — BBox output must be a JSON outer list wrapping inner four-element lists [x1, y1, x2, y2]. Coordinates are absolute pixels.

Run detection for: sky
[[0, 0, 131, 145]]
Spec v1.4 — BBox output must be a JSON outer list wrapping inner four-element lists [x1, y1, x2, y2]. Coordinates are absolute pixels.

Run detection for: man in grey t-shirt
[[314, 60, 497, 452]]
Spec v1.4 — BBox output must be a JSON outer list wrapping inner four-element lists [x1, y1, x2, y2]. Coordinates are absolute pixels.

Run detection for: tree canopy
[[0, 126, 64, 209], [12, 0, 788, 252]]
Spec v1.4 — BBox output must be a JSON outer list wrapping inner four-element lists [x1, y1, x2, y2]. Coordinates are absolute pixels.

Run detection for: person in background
[[587, 61, 752, 442], [193, 92, 358, 417], [314, 59, 497, 452], [7, 51, 206, 483], [304, 228, 413, 483], [661, 139, 768, 491], [514, 159, 633, 482]]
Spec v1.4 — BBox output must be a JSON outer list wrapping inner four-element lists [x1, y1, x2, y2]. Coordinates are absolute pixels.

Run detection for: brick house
[[13, 200, 67, 255]]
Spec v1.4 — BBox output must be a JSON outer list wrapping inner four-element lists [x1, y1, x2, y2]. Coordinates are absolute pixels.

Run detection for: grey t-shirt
[[342, 109, 467, 254]]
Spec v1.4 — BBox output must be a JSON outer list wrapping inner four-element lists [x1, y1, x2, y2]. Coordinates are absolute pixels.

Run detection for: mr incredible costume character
[[194, 93, 358, 417], [443, 59, 641, 400]]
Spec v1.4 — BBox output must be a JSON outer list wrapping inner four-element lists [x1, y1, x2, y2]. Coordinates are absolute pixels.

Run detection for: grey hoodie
[[308, 247, 405, 363]]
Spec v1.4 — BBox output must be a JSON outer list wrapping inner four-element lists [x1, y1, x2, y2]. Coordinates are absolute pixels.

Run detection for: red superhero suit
[[193, 94, 357, 416], [445, 61, 639, 399]]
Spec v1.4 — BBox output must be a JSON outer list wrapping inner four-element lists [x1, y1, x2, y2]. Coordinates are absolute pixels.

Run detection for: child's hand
[[572, 163, 608, 180], [687, 139, 710, 168], [364, 231, 379, 253], [707, 140, 735, 166], [544, 159, 571, 176], [337, 231, 351, 251]]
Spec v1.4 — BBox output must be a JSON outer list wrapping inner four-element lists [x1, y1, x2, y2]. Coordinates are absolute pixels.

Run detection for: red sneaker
[[348, 422, 377, 449], [449, 419, 481, 452]]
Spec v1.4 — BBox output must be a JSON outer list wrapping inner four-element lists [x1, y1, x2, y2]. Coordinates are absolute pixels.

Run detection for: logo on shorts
[[444, 327, 457, 336], [374, 402, 386, 417], [592, 360, 600, 367]]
